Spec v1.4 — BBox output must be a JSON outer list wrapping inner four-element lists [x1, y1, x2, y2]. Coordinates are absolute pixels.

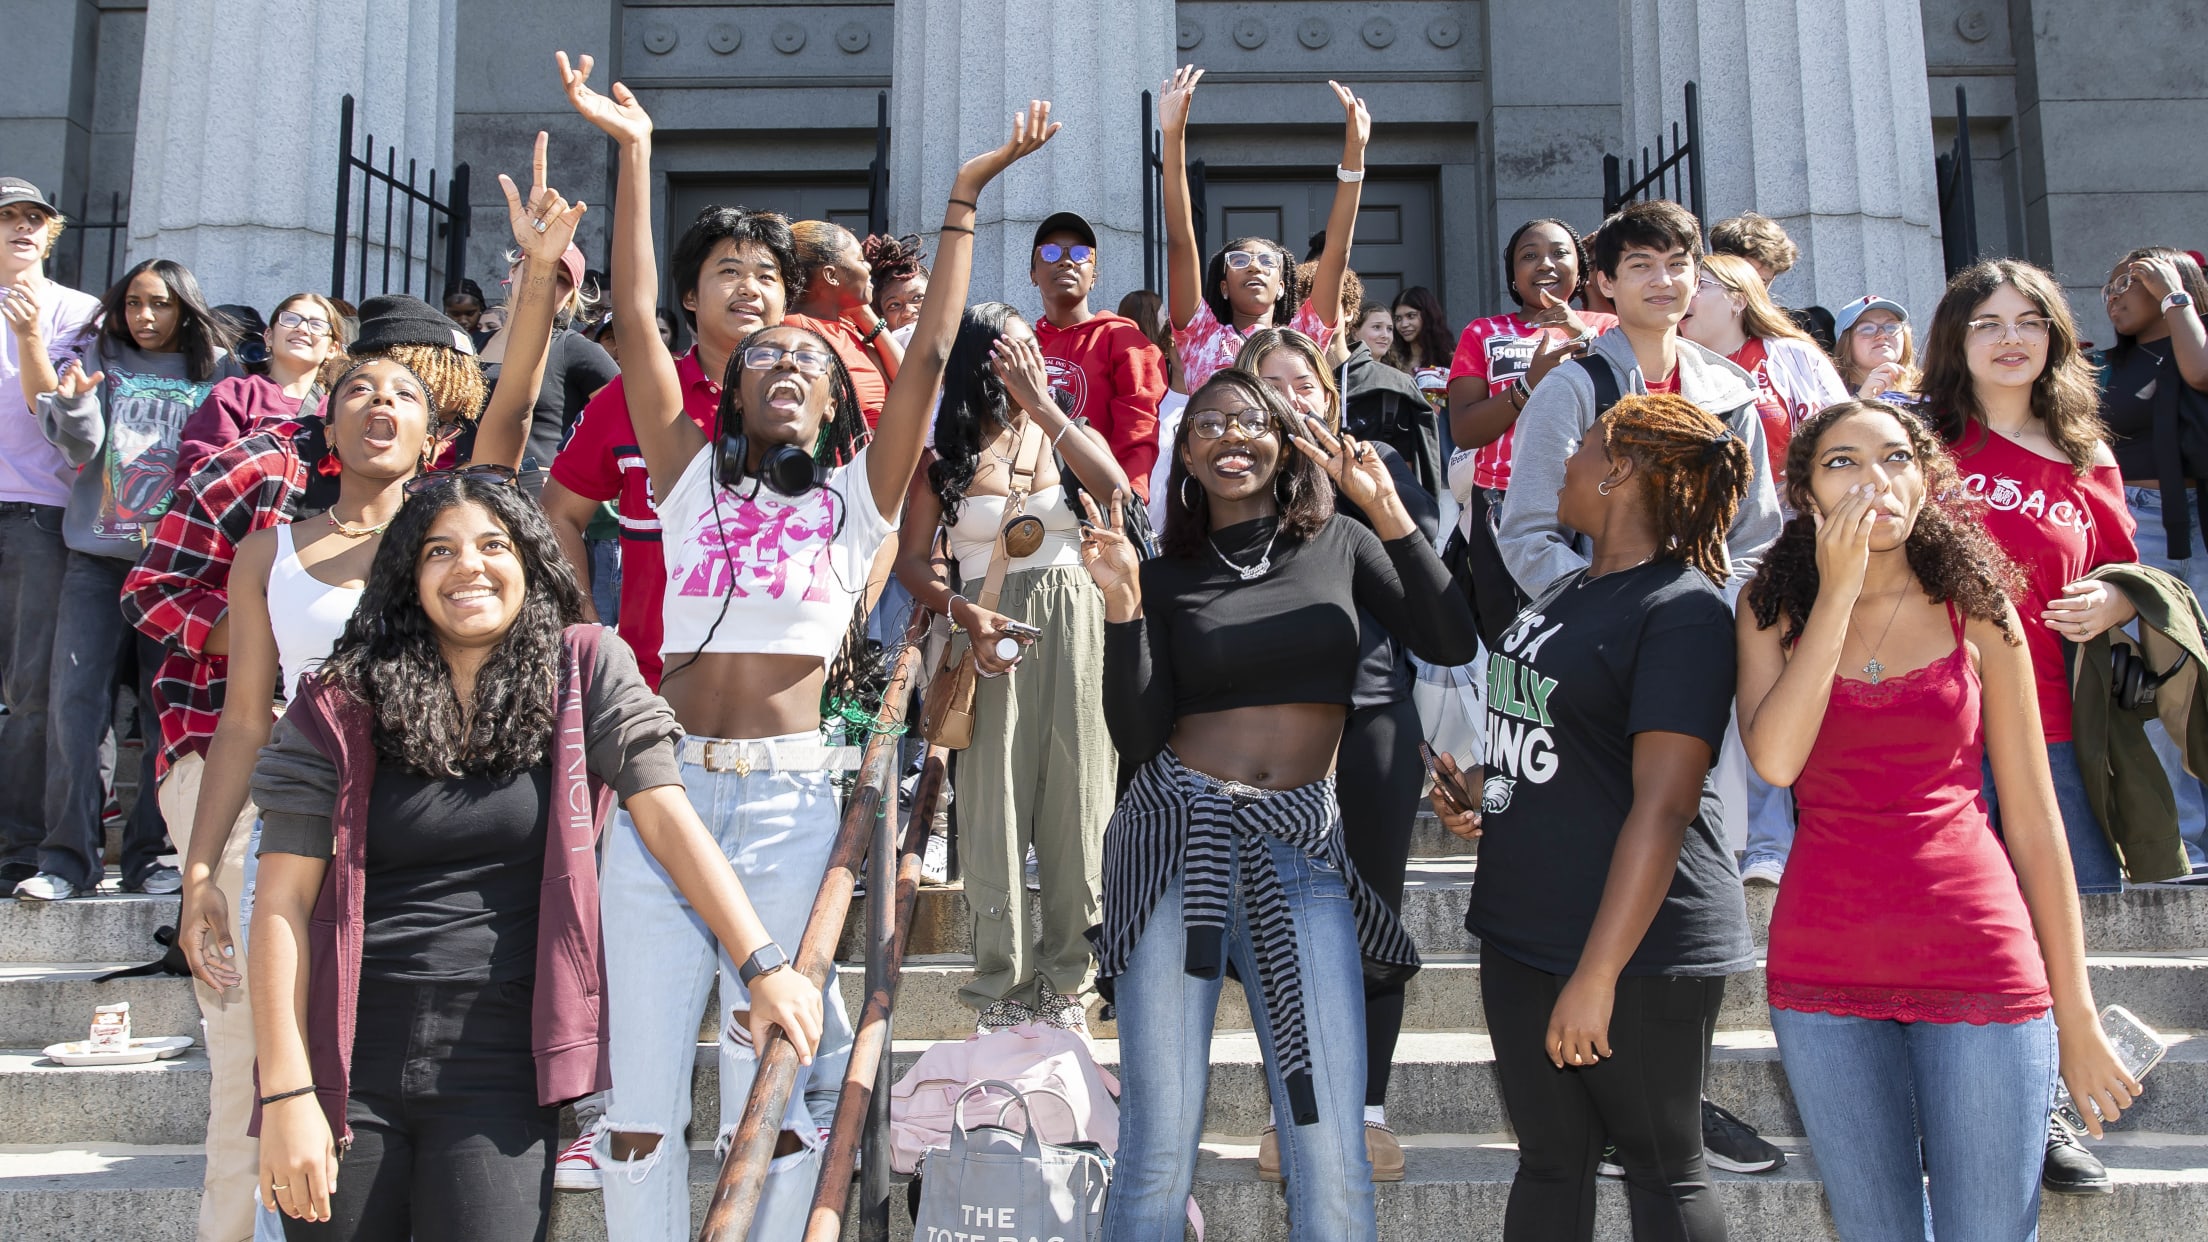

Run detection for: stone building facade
[[6, 0, 2202, 343]]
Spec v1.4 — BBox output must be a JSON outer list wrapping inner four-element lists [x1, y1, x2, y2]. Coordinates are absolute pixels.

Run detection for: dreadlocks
[[1599, 392, 1750, 585]]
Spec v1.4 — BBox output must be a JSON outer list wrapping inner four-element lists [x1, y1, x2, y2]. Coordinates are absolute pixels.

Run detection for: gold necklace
[[326, 510, 391, 538]]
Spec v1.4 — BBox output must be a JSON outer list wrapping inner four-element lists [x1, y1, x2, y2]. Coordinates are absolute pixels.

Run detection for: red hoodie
[[1035, 312, 1166, 500]]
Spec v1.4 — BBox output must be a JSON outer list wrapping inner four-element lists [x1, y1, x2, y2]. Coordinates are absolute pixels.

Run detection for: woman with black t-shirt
[[1432, 391, 1755, 1242], [1079, 369, 1478, 1241]]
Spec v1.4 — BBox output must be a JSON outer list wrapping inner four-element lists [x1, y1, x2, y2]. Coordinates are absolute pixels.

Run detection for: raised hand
[[499, 131, 588, 266], [1076, 489, 1141, 610], [1327, 79, 1372, 152], [557, 50, 652, 146], [1811, 483, 1876, 608], [956, 100, 1060, 191], [1160, 65, 1204, 136], [1857, 361, 1906, 399], [2126, 256, 2184, 306], [1293, 413, 1396, 512], [989, 334, 1057, 419], [0, 278, 44, 341], [55, 358, 104, 399], [1525, 304, 1591, 389]]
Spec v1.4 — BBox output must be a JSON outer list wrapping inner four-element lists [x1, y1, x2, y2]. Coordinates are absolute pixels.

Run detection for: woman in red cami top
[[1737, 401, 2139, 1241]]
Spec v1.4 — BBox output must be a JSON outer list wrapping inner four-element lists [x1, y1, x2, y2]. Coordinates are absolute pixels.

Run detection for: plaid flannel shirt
[[121, 420, 331, 774]]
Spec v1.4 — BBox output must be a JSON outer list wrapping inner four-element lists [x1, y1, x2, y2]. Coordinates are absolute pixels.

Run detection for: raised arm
[[993, 333, 1130, 499], [558, 50, 695, 500], [865, 100, 1061, 517], [1304, 81, 1371, 331], [471, 132, 589, 470], [1159, 66, 1205, 332]]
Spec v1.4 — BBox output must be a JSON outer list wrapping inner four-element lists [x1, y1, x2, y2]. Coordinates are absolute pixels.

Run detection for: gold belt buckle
[[704, 740, 753, 776]]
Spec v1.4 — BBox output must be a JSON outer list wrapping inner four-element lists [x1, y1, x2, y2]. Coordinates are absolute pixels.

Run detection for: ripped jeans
[[596, 745, 855, 1241]]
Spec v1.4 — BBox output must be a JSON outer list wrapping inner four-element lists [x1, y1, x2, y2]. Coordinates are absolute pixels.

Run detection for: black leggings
[[1335, 696, 1424, 1107], [286, 977, 559, 1242], [1482, 947, 1730, 1242]]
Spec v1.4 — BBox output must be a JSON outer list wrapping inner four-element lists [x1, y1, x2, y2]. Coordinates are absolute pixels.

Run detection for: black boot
[[2042, 1117, 2112, 1195]]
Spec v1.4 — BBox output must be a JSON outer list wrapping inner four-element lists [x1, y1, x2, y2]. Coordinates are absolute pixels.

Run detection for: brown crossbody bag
[[919, 420, 1046, 749]]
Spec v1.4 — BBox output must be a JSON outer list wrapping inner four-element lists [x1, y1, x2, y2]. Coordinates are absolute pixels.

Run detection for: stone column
[[1621, 0, 1946, 321], [890, 0, 1176, 324], [127, 0, 456, 312]]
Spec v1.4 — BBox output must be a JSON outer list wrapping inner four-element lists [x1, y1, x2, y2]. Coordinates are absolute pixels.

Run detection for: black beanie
[[350, 294, 477, 357]]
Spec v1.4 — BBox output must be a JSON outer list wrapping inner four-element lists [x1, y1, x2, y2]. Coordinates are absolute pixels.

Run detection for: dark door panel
[[1199, 176, 1438, 311]]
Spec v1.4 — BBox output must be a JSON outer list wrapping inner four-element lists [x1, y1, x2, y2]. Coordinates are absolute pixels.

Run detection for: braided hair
[[1745, 399, 2023, 647], [713, 323, 870, 478], [1202, 236, 1305, 330], [863, 233, 928, 318], [1598, 392, 1751, 585]]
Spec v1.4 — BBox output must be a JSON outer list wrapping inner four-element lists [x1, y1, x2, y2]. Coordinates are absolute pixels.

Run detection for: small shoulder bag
[[920, 420, 1045, 749]]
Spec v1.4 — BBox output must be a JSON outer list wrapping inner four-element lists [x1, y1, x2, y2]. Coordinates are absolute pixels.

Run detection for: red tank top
[[1766, 603, 2052, 1023]]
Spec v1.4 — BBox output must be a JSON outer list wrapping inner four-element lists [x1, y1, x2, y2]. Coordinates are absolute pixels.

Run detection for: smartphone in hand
[[1419, 741, 1478, 815]]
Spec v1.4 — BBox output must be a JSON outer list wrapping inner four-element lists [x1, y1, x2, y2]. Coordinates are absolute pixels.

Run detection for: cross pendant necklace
[[1857, 588, 1909, 684]]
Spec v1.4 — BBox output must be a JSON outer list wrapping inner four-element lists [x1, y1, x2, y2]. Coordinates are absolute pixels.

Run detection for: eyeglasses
[[272, 310, 333, 337], [403, 463, 520, 496], [1965, 317, 2053, 345], [2103, 273, 2134, 300], [1851, 321, 1905, 340], [1037, 243, 1094, 265], [1188, 406, 1275, 439], [1223, 250, 1281, 273], [740, 344, 834, 375]]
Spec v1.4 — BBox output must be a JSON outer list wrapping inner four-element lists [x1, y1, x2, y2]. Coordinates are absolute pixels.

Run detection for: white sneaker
[[1740, 859, 1784, 888], [920, 832, 950, 886], [14, 872, 79, 901]]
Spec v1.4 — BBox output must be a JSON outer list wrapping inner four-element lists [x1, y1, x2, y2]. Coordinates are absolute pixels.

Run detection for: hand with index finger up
[[498, 131, 588, 268]]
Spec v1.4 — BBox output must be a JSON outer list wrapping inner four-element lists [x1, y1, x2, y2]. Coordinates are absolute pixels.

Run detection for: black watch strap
[[738, 942, 790, 986]]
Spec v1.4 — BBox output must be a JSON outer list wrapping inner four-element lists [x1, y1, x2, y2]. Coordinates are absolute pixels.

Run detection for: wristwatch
[[738, 942, 789, 986], [2164, 291, 2195, 316]]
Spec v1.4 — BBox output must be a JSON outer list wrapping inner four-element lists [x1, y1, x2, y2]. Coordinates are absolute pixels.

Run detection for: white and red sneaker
[[554, 1129, 603, 1192]]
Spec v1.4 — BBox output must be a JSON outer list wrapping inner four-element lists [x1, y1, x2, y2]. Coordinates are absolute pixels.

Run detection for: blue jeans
[[2125, 486, 2208, 870], [595, 740, 855, 1242], [1771, 1007, 2056, 1241], [0, 503, 66, 871], [44, 550, 167, 888], [587, 536, 622, 626], [1739, 765, 1795, 871], [1984, 742, 2124, 895], [1104, 835, 1375, 1242]]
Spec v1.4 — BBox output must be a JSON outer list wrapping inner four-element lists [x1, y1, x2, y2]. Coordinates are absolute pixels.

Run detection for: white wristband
[[1336, 165, 1365, 183]]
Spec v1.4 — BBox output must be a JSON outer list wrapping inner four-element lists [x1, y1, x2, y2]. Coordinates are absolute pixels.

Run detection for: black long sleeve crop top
[[1103, 513, 1482, 763]]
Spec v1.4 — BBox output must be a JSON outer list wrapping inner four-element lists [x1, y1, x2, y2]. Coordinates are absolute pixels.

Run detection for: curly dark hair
[[926, 302, 1021, 522], [1745, 399, 2023, 647], [1160, 369, 1334, 558], [1599, 393, 1751, 584], [863, 233, 928, 316], [1202, 236, 1305, 331], [317, 475, 587, 778]]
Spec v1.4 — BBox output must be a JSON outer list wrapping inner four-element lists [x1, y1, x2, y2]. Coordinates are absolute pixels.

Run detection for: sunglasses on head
[[1224, 249, 1282, 273], [403, 463, 519, 496], [1037, 243, 1094, 265]]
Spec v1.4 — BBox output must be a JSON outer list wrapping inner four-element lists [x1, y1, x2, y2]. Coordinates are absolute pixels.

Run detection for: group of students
[[0, 49, 2202, 1242]]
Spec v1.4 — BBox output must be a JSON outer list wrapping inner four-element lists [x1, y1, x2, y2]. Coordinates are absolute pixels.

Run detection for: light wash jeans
[[1103, 834, 1376, 1242], [1739, 766, 1796, 872], [2125, 486, 2208, 870], [1771, 1007, 2056, 1241], [596, 739, 856, 1242]]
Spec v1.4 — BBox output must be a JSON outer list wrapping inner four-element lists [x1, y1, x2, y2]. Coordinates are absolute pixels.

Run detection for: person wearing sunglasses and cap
[[115, 134, 584, 1242], [1030, 210, 1168, 500]]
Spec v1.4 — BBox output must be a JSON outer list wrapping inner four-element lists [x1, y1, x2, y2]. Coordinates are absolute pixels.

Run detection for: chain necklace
[[1210, 523, 1280, 581], [1855, 588, 1909, 684], [326, 510, 391, 538]]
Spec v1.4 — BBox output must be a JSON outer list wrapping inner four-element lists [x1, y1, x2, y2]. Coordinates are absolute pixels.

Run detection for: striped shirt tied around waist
[[1089, 750, 1420, 1125]]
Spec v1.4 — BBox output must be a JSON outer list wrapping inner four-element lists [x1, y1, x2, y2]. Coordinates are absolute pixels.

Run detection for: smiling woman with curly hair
[[1736, 398, 2140, 1241]]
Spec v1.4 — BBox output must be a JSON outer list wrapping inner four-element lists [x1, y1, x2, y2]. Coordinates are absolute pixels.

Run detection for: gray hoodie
[[1495, 327, 1782, 598], [37, 336, 238, 559]]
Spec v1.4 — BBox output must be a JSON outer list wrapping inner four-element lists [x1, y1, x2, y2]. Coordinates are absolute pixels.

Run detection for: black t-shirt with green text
[[1464, 560, 1752, 977]]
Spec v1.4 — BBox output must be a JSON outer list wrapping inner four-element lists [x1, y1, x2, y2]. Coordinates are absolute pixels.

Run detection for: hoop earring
[[1180, 474, 1200, 511], [1597, 479, 1614, 497]]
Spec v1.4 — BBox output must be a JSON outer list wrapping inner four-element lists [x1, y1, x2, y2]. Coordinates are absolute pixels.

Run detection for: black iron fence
[[865, 91, 890, 238], [1138, 91, 1206, 293], [1936, 86, 1980, 278], [53, 190, 129, 295], [330, 93, 471, 304], [1603, 81, 1706, 225]]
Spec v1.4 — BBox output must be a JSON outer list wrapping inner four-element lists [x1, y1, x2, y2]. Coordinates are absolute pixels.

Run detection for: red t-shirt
[[1728, 338, 1794, 485], [547, 349, 722, 688], [1036, 312, 1167, 501], [1448, 310, 1619, 490], [790, 312, 887, 428], [1953, 427, 2137, 742]]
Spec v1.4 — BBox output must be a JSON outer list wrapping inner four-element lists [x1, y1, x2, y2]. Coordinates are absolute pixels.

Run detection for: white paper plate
[[41, 1036, 195, 1066]]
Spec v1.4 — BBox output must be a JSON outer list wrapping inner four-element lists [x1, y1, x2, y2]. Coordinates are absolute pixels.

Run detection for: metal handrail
[[697, 617, 929, 1241]]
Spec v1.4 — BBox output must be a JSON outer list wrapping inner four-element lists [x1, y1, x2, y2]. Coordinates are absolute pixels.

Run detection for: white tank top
[[946, 485, 1084, 583], [269, 523, 366, 700]]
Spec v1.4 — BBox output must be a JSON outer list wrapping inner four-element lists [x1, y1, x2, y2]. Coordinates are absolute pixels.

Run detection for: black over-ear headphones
[[2113, 642, 2191, 711], [717, 430, 823, 497]]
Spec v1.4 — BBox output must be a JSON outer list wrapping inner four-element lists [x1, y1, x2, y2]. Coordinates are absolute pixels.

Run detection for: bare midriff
[[660, 651, 829, 741], [1167, 702, 1347, 789]]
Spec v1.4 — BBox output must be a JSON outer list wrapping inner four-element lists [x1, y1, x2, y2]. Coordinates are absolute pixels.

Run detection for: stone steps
[[8, 1136, 2206, 1241], [16, 1029, 2206, 1148]]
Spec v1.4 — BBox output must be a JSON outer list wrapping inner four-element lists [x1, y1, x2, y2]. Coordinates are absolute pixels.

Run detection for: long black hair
[[101, 258, 235, 381], [927, 302, 1022, 521], [1160, 369, 1334, 558], [318, 475, 587, 777], [1201, 236, 1305, 331]]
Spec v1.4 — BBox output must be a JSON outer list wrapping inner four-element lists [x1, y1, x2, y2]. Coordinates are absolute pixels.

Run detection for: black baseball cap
[[0, 178, 60, 216], [1032, 211, 1097, 253]]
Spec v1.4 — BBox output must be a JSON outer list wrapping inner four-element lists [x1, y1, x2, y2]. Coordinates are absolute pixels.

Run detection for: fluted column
[[127, 0, 456, 311], [890, 0, 1176, 322], [1622, 0, 1946, 320]]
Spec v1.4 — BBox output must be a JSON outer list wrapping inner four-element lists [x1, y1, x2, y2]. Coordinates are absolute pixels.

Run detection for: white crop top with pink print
[[654, 442, 897, 663]]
